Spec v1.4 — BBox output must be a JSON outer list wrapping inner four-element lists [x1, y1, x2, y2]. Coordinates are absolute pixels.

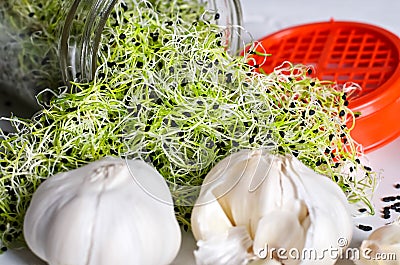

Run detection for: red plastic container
[[247, 20, 400, 153]]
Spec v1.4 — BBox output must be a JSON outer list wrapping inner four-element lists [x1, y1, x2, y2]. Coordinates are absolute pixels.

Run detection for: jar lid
[[246, 20, 400, 152]]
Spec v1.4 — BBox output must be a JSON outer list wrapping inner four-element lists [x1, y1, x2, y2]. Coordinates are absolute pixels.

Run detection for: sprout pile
[[0, 0, 377, 252]]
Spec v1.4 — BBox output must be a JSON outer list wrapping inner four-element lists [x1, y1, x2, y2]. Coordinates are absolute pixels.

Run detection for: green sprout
[[0, 0, 377, 252]]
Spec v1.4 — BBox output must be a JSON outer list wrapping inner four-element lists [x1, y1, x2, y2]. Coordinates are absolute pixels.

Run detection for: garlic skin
[[355, 219, 400, 265], [23, 157, 181, 265], [191, 149, 353, 265]]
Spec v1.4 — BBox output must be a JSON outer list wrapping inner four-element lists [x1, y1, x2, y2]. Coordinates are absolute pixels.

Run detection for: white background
[[1, 0, 400, 264]]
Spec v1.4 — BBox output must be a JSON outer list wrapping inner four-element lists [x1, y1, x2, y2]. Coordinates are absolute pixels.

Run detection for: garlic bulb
[[191, 149, 353, 265], [23, 157, 181, 265], [355, 218, 400, 265]]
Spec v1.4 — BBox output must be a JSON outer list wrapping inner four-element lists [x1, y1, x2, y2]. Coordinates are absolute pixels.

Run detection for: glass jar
[[0, 0, 242, 108]]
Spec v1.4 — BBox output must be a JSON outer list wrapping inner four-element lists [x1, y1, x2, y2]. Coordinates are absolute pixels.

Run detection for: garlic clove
[[286, 156, 353, 265], [194, 226, 252, 265], [191, 149, 353, 265], [252, 211, 306, 258], [191, 189, 234, 241], [355, 219, 400, 265], [24, 157, 181, 265]]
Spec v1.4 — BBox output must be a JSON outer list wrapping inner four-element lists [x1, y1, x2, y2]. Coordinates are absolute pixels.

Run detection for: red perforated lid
[[246, 20, 400, 152]]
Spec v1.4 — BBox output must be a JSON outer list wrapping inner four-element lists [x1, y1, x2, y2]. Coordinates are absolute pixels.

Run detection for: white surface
[[1, 0, 400, 264], [241, 0, 400, 43]]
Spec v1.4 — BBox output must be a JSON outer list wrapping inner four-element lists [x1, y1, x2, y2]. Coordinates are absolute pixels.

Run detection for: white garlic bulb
[[355, 218, 400, 265], [23, 157, 181, 265], [191, 149, 353, 265]]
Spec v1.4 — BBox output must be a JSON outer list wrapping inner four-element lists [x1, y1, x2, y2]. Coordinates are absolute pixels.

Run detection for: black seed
[[310, 81, 315, 86], [316, 160, 322, 166], [357, 224, 373, 231], [249, 136, 255, 144], [394, 183, 400, 189], [307, 68, 312, 75], [325, 148, 331, 154], [279, 131, 285, 138], [5, 234, 12, 241], [342, 94, 347, 100], [119, 33, 126, 39], [355, 158, 360, 164], [339, 110, 345, 117], [144, 125, 151, 132], [292, 150, 299, 157], [278, 146, 284, 153], [183, 112, 191, 117], [358, 208, 367, 213], [1, 247, 7, 252], [0, 224, 6, 231], [216, 141, 226, 149], [333, 175, 339, 182], [328, 134, 334, 141], [107, 61, 116, 67], [344, 100, 349, 106], [382, 196, 396, 202], [214, 13, 220, 20], [364, 166, 372, 171], [382, 206, 390, 212], [28, 12, 35, 17], [121, 2, 128, 11], [169, 66, 174, 73], [382, 214, 391, 219], [171, 120, 178, 127], [312, 129, 319, 134], [136, 61, 143, 68], [309, 109, 315, 115]]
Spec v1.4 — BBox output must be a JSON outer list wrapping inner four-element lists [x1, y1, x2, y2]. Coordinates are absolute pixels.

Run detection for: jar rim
[[59, 0, 243, 85]]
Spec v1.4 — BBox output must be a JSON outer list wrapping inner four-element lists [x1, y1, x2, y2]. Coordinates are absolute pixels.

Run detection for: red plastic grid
[[250, 21, 399, 100]]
